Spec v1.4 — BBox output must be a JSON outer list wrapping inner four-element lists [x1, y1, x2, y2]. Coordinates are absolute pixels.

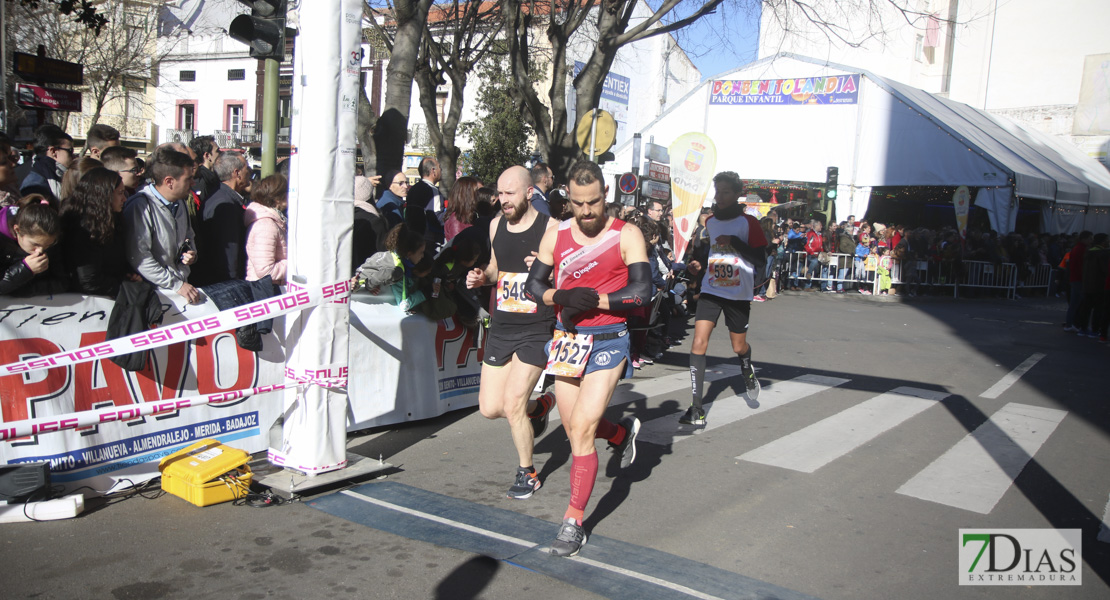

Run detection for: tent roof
[[616, 52, 1110, 208]]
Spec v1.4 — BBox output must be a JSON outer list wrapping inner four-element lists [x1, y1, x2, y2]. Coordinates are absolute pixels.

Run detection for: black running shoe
[[506, 468, 541, 500], [611, 416, 640, 468], [529, 391, 555, 438], [678, 406, 706, 426], [549, 518, 587, 557], [740, 349, 760, 401]]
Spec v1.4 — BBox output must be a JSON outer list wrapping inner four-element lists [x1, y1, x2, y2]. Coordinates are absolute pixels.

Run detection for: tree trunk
[[374, 0, 434, 176], [357, 67, 378, 177]]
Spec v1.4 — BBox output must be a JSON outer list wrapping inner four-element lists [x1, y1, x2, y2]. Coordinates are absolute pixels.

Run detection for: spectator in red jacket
[[1063, 231, 1092, 332], [803, 219, 824, 290]]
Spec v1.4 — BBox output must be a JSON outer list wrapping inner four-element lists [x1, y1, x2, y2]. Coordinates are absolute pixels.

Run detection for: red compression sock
[[595, 418, 625, 445], [564, 451, 598, 524]]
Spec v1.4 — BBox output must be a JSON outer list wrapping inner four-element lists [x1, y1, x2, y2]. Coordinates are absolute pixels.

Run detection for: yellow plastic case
[[158, 439, 252, 507]]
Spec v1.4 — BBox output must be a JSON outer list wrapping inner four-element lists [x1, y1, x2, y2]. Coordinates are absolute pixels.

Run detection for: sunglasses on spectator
[[119, 166, 145, 174], [52, 146, 74, 155]]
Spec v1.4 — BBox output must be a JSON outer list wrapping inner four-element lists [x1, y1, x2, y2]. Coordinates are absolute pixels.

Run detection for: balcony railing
[[69, 113, 153, 142], [165, 129, 198, 145], [239, 121, 290, 145]]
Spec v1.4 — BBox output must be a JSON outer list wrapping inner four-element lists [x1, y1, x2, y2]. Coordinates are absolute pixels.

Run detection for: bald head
[[497, 166, 534, 224]]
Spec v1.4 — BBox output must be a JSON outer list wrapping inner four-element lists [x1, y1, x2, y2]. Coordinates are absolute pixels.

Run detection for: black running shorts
[[694, 293, 751, 334], [483, 329, 552, 368]]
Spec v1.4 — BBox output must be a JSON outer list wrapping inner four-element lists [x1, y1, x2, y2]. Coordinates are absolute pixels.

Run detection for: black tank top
[[490, 213, 555, 331]]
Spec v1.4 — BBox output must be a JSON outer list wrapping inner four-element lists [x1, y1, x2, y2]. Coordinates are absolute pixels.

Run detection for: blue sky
[[674, 7, 762, 80]]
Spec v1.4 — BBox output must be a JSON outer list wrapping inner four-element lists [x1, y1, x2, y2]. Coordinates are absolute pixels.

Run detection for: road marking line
[[980, 353, 1045, 399], [549, 365, 741, 424], [338, 490, 729, 600], [1099, 493, 1110, 544], [896, 402, 1067, 514], [738, 387, 948, 473], [637, 374, 850, 446]]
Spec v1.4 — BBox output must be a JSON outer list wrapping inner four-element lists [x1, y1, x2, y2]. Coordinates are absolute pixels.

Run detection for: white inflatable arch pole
[[268, 0, 362, 474]]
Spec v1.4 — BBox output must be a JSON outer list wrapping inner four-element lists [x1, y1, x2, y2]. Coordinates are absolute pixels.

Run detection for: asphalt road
[[3, 290, 1108, 600]]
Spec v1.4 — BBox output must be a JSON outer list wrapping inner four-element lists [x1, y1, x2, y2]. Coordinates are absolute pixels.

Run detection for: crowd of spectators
[[4, 122, 1106, 350]]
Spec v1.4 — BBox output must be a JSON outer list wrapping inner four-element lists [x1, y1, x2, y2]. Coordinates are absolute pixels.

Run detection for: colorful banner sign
[[710, 74, 860, 106], [668, 132, 717, 261], [953, 185, 971, 239]]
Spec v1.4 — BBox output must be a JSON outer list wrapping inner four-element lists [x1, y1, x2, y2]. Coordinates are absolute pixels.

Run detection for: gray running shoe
[[549, 518, 587, 557], [678, 406, 706, 426], [613, 416, 640, 468], [506, 469, 541, 500]]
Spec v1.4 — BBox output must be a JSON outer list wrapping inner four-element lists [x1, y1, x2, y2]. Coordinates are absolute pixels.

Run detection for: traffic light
[[229, 1, 287, 61], [824, 166, 838, 210]]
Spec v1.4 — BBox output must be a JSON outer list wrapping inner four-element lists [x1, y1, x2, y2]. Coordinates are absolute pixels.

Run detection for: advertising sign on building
[[570, 61, 631, 147], [710, 74, 860, 106], [15, 83, 82, 112]]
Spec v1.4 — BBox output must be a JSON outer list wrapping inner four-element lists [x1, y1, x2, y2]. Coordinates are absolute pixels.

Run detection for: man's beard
[[576, 213, 606, 237], [503, 202, 525, 225]]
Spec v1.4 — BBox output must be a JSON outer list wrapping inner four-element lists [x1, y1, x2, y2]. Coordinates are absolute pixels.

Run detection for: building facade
[[758, 0, 1110, 166]]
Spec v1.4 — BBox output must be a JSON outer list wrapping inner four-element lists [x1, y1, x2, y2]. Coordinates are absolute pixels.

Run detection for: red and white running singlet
[[552, 218, 628, 327]]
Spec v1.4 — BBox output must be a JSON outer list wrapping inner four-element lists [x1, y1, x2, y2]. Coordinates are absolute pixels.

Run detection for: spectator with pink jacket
[[243, 174, 288, 285]]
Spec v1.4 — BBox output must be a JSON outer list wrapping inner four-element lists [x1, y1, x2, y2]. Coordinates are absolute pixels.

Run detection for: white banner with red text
[[0, 293, 287, 493]]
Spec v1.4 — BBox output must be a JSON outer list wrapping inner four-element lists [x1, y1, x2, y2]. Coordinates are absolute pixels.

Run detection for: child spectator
[[0, 196, 66, 296], [244, 174, 288, 285], [356, 224, 426, 313], [876, 247, 893, 295], [60, 167, 133, 296]]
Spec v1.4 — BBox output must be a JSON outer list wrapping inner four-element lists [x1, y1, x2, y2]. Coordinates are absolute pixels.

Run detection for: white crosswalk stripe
[[549, 365, 741, 425], [636, 374, 850, 446], [896, 402, 1067, 514], [738, 386, 949, 473]]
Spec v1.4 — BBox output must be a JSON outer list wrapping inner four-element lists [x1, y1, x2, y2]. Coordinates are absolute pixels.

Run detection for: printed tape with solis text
[[0, 278, 353, 377]]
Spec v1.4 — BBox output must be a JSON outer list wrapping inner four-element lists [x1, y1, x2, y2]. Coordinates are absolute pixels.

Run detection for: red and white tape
[[0, 278, 353, 377], [0, 369, 350, 442], [0, 382, 290, 441]]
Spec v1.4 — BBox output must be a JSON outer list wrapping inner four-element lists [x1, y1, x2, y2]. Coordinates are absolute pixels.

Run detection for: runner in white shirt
[[681, 171, 768, 425]]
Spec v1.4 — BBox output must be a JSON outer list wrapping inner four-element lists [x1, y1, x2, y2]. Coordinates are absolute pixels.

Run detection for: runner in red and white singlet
[[525, 161, 652, 557]]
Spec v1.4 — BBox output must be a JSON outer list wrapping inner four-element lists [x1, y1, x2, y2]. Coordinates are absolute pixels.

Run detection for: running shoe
[[631, 358, 643, 369], [611, 416, 640, 468], [678, 405, 706, 426], [859, 289, 872, 295], [752, 295, 766, 302], [641, 356, 654, 365], [740, 351, 760, 401], [549, 518, 587, 557], [1063, 325, 1078, 332], [506, 468, 541, 500], [529, 391, 555, 438]]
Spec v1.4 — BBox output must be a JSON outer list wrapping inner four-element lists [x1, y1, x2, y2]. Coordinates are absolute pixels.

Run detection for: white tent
[[614, 53, 1110, 234]]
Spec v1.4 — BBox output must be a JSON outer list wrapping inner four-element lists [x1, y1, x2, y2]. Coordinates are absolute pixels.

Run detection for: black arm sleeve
[[604, 262, 652, 311], [729, 236, 768, 273], [524, 259, 554, 305]]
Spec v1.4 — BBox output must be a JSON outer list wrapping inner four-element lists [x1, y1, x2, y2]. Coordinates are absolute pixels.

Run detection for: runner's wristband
[[604, 262, 652, 311]]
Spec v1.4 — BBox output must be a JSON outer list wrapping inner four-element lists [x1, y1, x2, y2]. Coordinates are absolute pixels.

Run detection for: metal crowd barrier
[[771, 251, 1049, 299], [1014, 264, 1053, 297]]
